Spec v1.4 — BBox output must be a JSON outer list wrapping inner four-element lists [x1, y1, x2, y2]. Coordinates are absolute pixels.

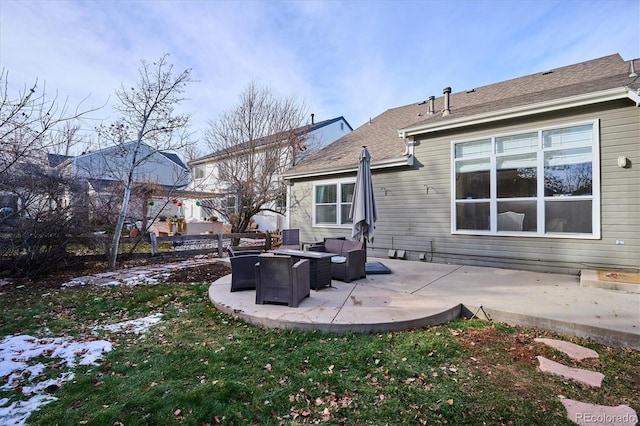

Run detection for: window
[[221, 195, 237, 215], [314, 181, 355, 226], [193, 166, 205, 180], [452, 121, 599, 237]]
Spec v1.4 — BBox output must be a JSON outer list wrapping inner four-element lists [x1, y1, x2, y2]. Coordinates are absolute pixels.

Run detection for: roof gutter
[[627, 87, 640, 106], [283, 156, 413, 180], [399, 87, 634, 137]]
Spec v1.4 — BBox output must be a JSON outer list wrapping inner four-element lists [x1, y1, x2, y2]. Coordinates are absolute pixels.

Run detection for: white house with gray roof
[[283, 54, 640, 274], [184, 116, 352, 230]]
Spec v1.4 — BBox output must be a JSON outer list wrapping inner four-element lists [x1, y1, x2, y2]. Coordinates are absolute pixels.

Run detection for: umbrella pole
[[363, 237, 367, 262]]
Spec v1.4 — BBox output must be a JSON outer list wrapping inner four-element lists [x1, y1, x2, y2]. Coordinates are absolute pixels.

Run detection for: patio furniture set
[[227, 232, 367, 307]]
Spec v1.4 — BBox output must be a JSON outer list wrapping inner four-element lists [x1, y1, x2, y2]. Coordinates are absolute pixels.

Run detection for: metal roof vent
[[442, 87, 451, 116], [428, 96, 435, 115]]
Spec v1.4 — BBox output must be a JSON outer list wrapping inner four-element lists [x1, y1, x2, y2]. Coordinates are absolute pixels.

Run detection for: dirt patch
[[161, 261, 230, 283], [3, 255, 231, 290]]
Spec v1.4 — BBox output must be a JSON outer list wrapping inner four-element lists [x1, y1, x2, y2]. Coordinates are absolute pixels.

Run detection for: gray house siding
[[290, 99, 639, 274]]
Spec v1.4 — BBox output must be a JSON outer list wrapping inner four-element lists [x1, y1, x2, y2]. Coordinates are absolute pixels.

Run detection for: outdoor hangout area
[[210, 254, 640, 350], [227, 232, 386, 308]]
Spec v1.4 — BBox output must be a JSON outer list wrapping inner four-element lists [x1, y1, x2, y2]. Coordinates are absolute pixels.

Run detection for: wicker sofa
[[309, 238, 366, 282]]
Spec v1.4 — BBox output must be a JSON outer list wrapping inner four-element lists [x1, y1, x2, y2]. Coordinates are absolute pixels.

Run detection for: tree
[[203, 82, 308, 233], [0, 69, 95, 177], [0, 70, 98, 278], [97, 54, 195, 268]]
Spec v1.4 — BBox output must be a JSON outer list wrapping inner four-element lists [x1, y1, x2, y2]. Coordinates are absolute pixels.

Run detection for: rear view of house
[[284, 54, 639, 274]]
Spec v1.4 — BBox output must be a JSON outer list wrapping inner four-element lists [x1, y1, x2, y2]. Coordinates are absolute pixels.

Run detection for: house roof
[[47, 153, 73, 168], [189, 116, 352, 166], [159, 151, 188, 170], [284, 54, 639, 179], [56, 141, 189, 172]]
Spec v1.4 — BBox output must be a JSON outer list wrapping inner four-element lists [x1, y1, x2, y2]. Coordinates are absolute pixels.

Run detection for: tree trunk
[[109, 181, 133, 268]]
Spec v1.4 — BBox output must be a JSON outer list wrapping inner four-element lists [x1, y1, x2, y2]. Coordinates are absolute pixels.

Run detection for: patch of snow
[[0, 335, 112, 426], [0, 394, 57, 426], [121, 273, 161, 286], [62, 272, 170, 288], [95, 313, 163, 335]]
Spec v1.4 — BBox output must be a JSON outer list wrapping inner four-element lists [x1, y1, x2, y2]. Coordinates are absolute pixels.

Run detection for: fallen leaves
[[285, 391, 355, 423]]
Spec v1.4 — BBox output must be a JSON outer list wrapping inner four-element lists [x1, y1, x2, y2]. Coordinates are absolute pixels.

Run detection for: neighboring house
[[283, 54, 640, 274], [57, 142, 192, 226], [186, 115, 353, 230]]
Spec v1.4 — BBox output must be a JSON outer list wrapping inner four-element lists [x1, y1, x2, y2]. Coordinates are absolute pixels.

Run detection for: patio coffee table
[[269, 249, 337, 290]]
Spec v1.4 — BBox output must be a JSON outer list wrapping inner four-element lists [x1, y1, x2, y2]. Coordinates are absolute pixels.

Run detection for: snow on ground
[[0, 313, 163, 425], [61, 272, 172, 288], [0, 335, 112, 425], [95, 313, 163, 335]]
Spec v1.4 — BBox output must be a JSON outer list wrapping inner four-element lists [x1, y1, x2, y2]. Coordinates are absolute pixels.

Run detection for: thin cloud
[[1, 0, 637, 153]]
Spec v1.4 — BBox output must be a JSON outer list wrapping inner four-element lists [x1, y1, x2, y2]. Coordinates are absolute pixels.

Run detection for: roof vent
[[442, 87, 451, 116], [428, 96, 435, 115], [630, 60, 638, 78], [311, 113, 315, 124], [542, 70, 554, 75]]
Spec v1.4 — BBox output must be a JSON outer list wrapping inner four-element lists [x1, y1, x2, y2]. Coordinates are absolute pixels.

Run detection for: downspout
[[285, 178, 292, 229]]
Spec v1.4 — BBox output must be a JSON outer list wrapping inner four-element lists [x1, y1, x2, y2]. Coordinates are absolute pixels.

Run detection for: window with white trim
[[314, 181, 355, 226], [452, 121, 599, 237], [193, 166, 205, 180]]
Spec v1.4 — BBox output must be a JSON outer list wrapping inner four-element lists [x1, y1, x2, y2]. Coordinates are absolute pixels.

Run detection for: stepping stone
[[536, 356, 604, 387], [535, 338, 599, 361], [562, 398, 638, 426]]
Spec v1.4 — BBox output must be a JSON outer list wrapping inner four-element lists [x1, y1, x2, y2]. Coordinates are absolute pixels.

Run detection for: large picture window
[[314, 181, 355, 226], [452, 121, 599, 237]]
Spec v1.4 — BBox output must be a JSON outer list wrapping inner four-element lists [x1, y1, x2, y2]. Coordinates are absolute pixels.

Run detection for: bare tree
[[47, 121, 94, 157], [204, 82, 308, 232], [96, 54, 195, 268], [0, 69, 96, 177], [0, 70, 100, 278]]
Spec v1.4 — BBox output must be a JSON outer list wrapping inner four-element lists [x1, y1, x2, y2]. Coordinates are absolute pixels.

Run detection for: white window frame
[[312, 178, 356, 228], [193, 165, 206, 180], [451, 119, 600, 239]]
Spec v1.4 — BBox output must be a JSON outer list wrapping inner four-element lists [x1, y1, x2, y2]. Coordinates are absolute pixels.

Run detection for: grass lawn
[[1, 279, 638, 425]]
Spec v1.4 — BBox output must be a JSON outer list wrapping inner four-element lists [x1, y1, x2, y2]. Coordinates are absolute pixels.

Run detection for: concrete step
[[562, 398, 638, 426], [534, 337, 599, 361], [536, 356, 604, 387]]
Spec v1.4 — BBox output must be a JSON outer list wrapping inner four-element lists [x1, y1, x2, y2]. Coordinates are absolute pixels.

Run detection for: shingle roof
[[189, 116, 352, 165], [159, 151, 188, 171], [47, 153, 73, 168], [285, 54, 639, 177]]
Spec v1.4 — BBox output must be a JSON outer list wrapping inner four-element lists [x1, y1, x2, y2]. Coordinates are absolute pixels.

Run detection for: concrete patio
[[209, 257, 640, 350]]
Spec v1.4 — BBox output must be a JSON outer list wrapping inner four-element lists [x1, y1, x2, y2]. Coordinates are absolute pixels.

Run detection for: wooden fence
[[66, 231, 282, 263]]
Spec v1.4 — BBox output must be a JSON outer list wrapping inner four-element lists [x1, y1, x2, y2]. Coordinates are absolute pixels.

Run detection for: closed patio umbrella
[[346, 146, 390, 274], [350, 146, 378, 253], [350, 146, 390, 274]]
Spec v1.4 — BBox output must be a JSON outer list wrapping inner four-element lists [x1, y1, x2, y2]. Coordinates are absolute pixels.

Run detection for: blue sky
[[1, 0, 638, 155]]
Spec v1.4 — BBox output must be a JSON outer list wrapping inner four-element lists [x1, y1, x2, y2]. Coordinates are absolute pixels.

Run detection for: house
[[283, 54, 640, 274], [57, 141, 193, 227], [185, 115, 353, 230]]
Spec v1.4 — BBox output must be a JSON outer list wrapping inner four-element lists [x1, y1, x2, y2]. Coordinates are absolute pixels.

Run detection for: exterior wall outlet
[[615, 240, 625, 245]]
